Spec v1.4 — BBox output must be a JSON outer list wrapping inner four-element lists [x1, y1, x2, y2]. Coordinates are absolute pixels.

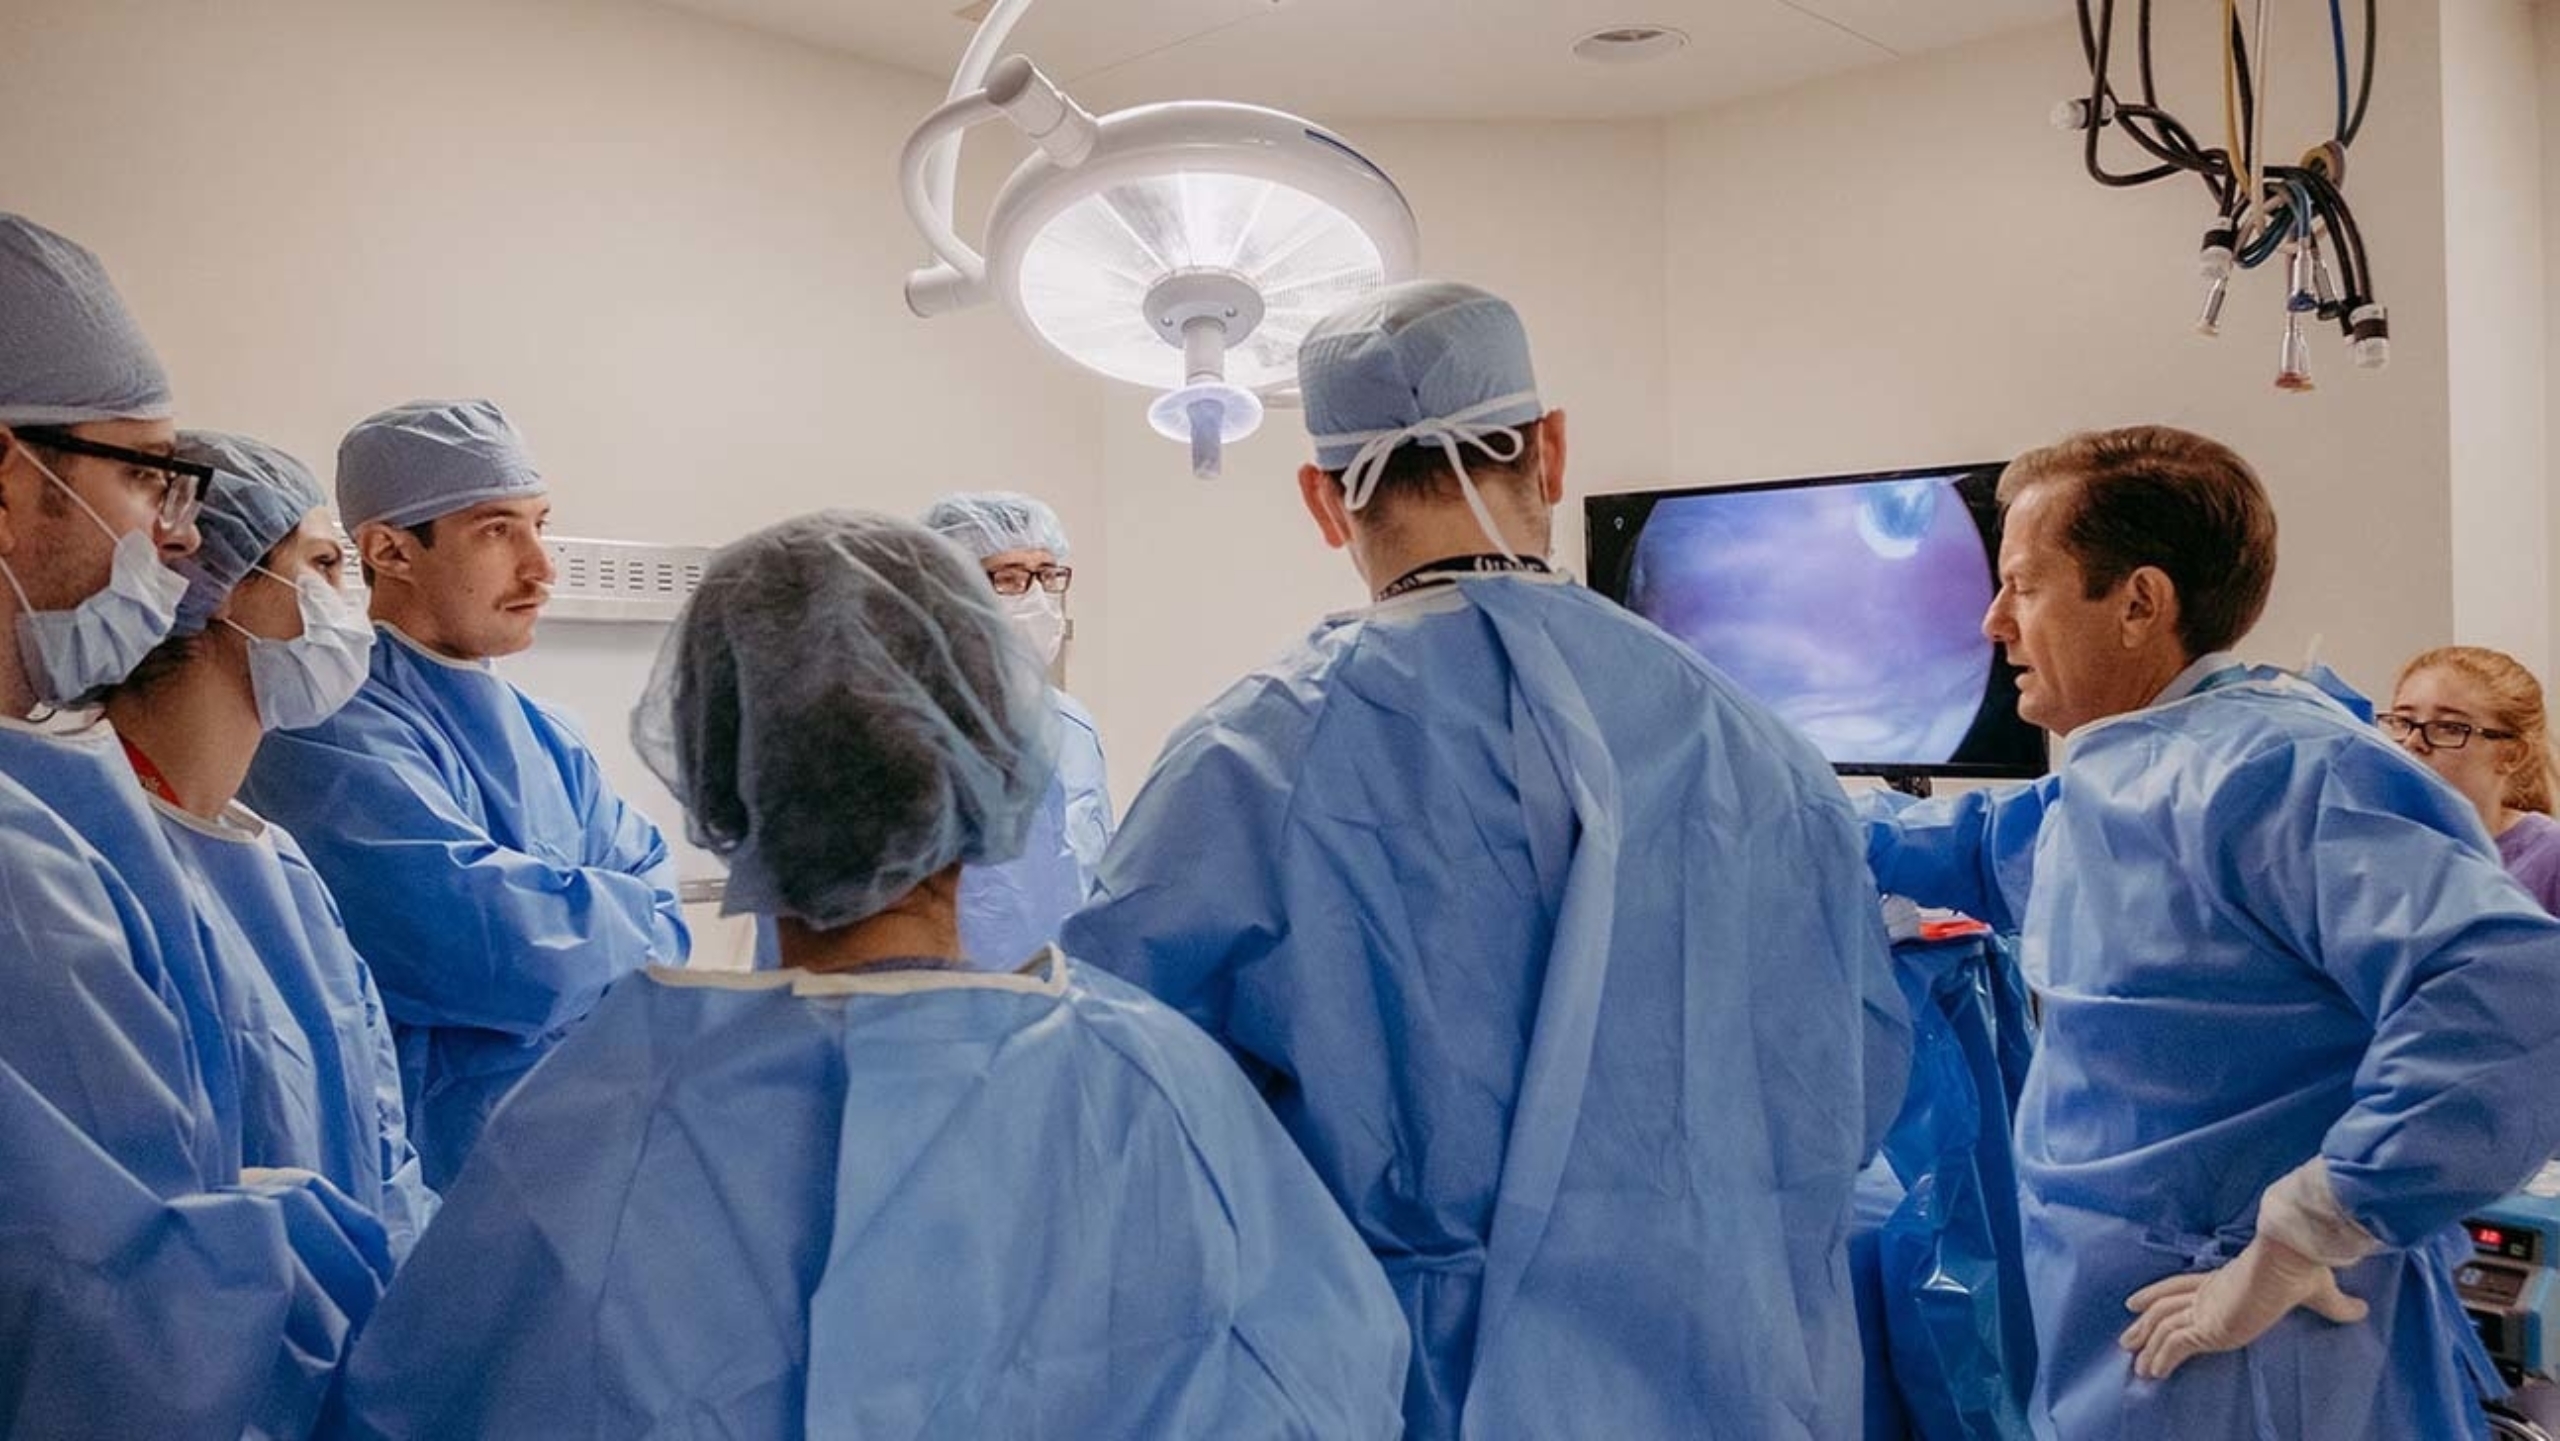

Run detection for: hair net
[[633, 510, 1059, 931], [922, 492, 1072, 562], [336, 398, 546, 532], [1298, 279, 1542, 474], [0, 214, 173, 428]]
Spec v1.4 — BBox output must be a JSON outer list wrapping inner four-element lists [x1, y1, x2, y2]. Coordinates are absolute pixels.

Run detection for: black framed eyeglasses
[[2376, 714, 2517, 750], [985, 563, 1072, 597], [10, 426, 217, 531]]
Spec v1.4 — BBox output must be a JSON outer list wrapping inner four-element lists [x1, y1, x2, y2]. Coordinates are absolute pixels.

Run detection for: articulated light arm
[[901, 56, 1098, 317]]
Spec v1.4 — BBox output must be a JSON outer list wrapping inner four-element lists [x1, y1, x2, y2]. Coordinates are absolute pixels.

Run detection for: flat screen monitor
[[1584, 464, 2048, 780]]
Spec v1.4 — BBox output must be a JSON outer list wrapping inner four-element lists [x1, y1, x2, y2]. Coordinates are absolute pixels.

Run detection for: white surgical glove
[[2118, 1232, 2369, 1378], [2118, 1158, 2383, 1380]]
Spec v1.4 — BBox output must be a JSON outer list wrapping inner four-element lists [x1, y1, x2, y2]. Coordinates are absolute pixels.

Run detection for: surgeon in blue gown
[[920, 492, 1115, 956], [1063, 280, 1912, 1440], [242, 399, 689, 1189], [1859, 425, 2560, 1441], [0, 213, 388, 1437], [752, 489, 1111, 970], [104, 431, 436, 1261], [329, 510, 1408, 1440]]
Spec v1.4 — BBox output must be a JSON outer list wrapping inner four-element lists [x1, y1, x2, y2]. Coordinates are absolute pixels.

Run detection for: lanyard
[[1376, 553, 1551, 601], [119, 733, 183, 807]]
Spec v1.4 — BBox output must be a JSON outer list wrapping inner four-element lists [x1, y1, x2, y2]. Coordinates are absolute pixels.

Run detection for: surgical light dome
[[899, 1, 1418, 478]]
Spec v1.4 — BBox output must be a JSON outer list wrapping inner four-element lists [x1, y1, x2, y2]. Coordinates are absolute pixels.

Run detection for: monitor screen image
[[1584, 465, 2047, 780]]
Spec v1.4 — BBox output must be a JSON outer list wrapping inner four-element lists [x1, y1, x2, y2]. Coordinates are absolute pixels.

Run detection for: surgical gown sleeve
[[1054, 690, 1115, 878], [1061, 677, 1309, 1085], [0, 799, 388, 1439], [2212, 734, 2560, 1249], [249, 718, 686, 1039], [1854, 777, 2058, 931], [358, 956, 437, 1257], [315, 874, 435, 1257]]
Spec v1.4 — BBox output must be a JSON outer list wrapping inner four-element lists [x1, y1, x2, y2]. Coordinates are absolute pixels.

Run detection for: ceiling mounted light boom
[[899, 0, 1420, 477]]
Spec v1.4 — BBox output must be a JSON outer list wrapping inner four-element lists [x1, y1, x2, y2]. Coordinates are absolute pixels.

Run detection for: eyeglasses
[[985, 563, 1072, 597], [2376, 714, 2517, 750], [12, 426, 217, 531]]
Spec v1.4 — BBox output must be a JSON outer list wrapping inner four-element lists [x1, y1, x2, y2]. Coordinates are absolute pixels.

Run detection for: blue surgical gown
[[149, 796, 438, 1261], [327, 951, 1409, 1440], [242, 624, 690, 1189], [751, 686, 1112, 970], [1863, 674, 2560, 1441], [1062, 574, 1913, 1440], [0, 721, 390, 1438]]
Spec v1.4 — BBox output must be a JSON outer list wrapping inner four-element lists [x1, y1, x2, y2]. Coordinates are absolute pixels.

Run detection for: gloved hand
[[2117, 1233, 2370, 1380]]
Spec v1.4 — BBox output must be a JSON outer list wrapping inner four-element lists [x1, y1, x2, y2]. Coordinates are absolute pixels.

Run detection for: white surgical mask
[[0, 449, 187, 707], [224, 567, 373, 731], [1001, 587, 1065, 669]]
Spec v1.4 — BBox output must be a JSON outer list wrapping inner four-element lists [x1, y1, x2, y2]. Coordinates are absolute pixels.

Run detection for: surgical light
[[899, 0, 1419, 478]]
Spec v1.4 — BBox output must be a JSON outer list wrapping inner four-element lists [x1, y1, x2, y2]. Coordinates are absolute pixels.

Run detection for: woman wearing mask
[[103, 430, 436, 1257], [2384, 644, 2560, 915]]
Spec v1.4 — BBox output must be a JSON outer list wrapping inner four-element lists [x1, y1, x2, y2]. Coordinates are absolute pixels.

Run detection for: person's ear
[[0, 431, 23, 561], [1532, 409, 1568, 506], [1298, 464, 1353, 551], [357, 522, 419, 585], [2491, 735, 2530, 780], [2119, 565, 2180, 650]]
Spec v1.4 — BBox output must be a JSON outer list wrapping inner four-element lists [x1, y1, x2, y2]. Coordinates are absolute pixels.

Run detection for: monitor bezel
[[1582, 462, 2050, 781]]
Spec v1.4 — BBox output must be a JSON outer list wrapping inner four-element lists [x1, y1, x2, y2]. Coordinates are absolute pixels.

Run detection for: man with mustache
[[243, 399, 689, 1191]]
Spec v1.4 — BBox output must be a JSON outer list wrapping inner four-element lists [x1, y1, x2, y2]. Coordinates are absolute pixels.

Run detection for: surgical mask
[[223, 568, 373, 731], [1002, 588, 1065, 669], [0, 449, 188, 707]]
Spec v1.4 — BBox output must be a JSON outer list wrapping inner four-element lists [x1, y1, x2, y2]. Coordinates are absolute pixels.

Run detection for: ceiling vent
[[1572, 25, 1689, 65]]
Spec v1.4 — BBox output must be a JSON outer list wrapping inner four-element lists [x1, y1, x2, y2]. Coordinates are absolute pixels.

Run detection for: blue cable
[[2329, 0, 2351, 142], [2238, 204, 2293, 269]]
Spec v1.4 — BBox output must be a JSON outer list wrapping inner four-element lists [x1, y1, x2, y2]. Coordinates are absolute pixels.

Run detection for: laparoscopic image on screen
[[1612, 468, 2043, 777]]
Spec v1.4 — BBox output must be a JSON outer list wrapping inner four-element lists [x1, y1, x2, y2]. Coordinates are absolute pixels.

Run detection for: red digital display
[[2476, 1226, 2507, 1247]]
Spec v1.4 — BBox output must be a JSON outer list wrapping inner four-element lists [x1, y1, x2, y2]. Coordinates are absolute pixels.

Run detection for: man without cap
[[1064, 279, 1911, 1440], [243, 399, 689, 1191], [0, 212, 391, 1437], [1860, 425, 2560, 1440]]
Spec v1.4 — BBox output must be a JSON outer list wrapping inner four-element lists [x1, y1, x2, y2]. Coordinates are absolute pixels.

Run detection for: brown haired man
[[1864, 424, 2560, 1440]]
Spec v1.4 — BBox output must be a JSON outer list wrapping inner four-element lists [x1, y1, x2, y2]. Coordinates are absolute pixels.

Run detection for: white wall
[[0, 0, 1108, 906], [1664, 13, 2461, 700], [1087, 119, 1669, 776], [2443, 0, 2553, 678], [2543, 0, 2560, 694], [9, 0, 2554, 829]]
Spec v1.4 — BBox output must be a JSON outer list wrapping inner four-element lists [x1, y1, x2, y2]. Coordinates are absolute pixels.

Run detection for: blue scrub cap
[[1298, 279, 1543, 475], [633, 510, 1060, 932], [0, 214, 173, 428], [922, 492, 1071, 563], [168, 431, 327, 638], [336, 398, 545, 532]]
